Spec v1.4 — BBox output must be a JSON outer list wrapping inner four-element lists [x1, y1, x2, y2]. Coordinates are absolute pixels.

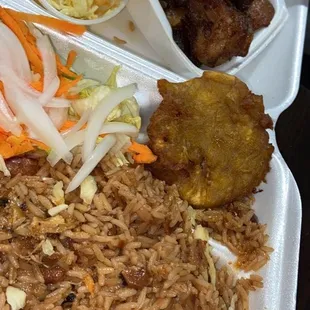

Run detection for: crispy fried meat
[[160, 0, 275, 67], [187, 0, 253, 67], [246, 0, 275, 31]]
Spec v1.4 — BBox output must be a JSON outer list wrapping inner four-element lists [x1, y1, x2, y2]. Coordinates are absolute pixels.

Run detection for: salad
[[48, 0, 122, 20], [0, 6, 156, 193]]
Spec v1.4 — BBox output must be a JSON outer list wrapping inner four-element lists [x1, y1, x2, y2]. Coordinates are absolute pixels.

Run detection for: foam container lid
[[0, 0, 306, 309], [127, 0, 289, 78]]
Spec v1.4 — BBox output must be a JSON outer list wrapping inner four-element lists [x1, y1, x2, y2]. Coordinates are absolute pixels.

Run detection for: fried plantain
[[147, 72, 274, 208]]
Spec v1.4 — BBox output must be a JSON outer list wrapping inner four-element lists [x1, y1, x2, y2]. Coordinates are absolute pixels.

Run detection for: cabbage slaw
[[48, 0, 121, 20], [0, 7, 156, 193]]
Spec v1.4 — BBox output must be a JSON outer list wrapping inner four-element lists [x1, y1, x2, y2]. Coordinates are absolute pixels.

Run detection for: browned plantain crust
[[147, 71, 274, 208]]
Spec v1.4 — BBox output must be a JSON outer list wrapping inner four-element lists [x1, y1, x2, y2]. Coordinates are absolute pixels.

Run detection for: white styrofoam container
[[0, 0, 306, 309], [127, 0, 289, 78]]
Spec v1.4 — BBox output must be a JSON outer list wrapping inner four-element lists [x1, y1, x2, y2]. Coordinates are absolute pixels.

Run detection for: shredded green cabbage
[[105, 66, 120, 88], [48, 0, 100, 20], [72, 85, 111, 116], [68, 67, 141, 172], [107, 97, 141, 129], [72, 68, 141, 129]]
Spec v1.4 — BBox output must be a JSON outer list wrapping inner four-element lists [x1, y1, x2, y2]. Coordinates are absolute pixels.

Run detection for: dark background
[[276, 54, 310, 310]]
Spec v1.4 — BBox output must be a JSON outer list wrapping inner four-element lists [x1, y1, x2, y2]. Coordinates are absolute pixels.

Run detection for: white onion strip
[[36, 34, 59, 105], [62, 109, 91, 137], [66, 134, 117, 193], [0, 91, 22, 136], [47, 107, 68, 130], [45, 99, 71, 108], [37, 35, 57, 91], [48, 122, 138, 167], [4, 83, 72, 164], [39, 76, 60, 106], [82, 84, 136, 162], [48, 131, 85, 167], [0, 23, 31, 82], [99, 122, 139, 137], [0, 45, 14, 76], [0, 66, 69, 108], [0, 65, 41, 99]]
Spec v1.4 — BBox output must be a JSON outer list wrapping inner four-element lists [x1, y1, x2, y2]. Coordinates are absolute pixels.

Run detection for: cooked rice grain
[[0, 155, 271, 310]]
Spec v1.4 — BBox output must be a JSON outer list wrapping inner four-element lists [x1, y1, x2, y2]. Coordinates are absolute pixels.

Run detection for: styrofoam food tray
[[127, 0, 289, 78], [0, 1, 303, 309]]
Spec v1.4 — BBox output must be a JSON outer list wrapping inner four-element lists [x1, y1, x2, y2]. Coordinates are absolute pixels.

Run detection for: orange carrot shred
[[0, 81, 4, 94], [0, 135, 34, 159], [0, 8, 43, 74], [56, 75, 83, 97], [56, 55, 77, 79], [128, 141, 157, 164], [60, 121, 77, 132], [30, 80, 44, 92], [28, 138, 50, 152], [5, 8, 86, 35], [11, 16, 36, 45], [66, 93, 80, 100], [66, 50, 77, 69], [60, 120, 86, 132]]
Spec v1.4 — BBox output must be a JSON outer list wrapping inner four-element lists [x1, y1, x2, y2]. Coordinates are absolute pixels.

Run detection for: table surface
[[276, 53, 310, 310]]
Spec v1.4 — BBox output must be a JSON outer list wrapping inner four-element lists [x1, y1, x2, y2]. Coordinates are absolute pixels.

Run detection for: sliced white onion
[[51, 97, 71, 105], [0, 44, 14, 75], [36, 35, 57, 92], [0, 69, 64, 107], [0, 155, 11, 177], [99, 122, 139, 137], [39, 76, 60, 106], [62, 109, 90, 138], [48, 122, 138, 167], [82, 84, 136, 162], [45, 99, 71, 108], [0, 65, 41, 99], [0, 66, 66, 107], [36, 34, 60, 105], [47, 107, 68, 130], [66, 134, 116, 193], [4, 83, 72, 164], [0, 23, 31, 82], [47, 130, 85, 167], [0, 91, 22, 136]]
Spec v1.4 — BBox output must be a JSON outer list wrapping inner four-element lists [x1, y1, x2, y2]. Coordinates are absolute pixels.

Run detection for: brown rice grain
[[73, 210, 86, 222]]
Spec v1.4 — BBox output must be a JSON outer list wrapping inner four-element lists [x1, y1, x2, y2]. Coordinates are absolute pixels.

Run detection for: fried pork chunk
[[187, 0, 253, 67], [147, 72, 274, 208], [160, 0, 275, 67]]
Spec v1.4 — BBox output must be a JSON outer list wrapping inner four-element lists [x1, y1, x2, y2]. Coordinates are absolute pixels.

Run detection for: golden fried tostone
[[147, 71, 274, 208]]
